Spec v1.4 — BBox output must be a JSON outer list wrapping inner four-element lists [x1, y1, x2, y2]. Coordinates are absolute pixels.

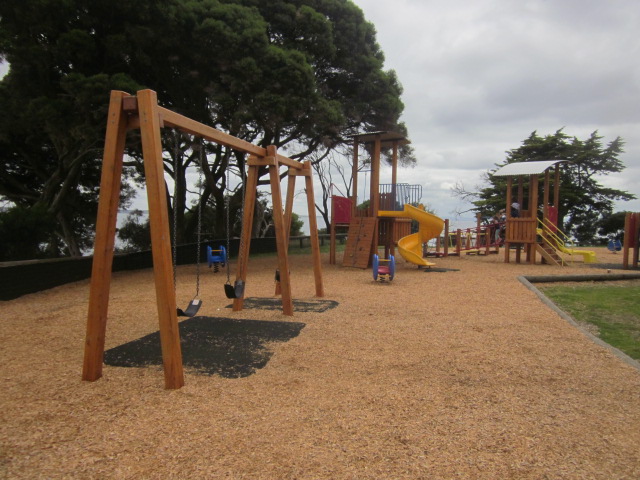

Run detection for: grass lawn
[[540, 282, 640, 360]]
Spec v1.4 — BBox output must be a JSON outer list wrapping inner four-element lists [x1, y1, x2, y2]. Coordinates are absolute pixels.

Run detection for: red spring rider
[[372, 254, 395, 282]]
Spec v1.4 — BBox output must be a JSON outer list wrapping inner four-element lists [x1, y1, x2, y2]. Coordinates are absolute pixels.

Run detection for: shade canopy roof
[[350, 131, 410, 148], [493, 160, 567, 177]]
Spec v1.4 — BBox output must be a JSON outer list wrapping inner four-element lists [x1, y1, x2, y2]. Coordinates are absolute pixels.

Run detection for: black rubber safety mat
[[226, 297, 339, 313], [104, 316, 305, 378]]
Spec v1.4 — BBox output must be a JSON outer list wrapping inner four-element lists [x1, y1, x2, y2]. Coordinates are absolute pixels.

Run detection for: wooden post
[[456, 229, 461, 256], [391, 140, 398, 208], [529, 173, 539, 264], [516, 176, 524, 263], [267, 146, 294, 316], [303, 161, 325, 297], [540, 168, 551, 265], [391, 141, 398, 188], [517, 177, 524, 215], [369, 134, 382, 263], [633, 213, 640, 268], [275, 172, 296, 295], [443, 219, 449, 257], [137, 89, 184, 390], [389, 140, 399, 259], [504, 176, 513, 263], [623, 212, 639, 270], [233, 158, 259, 312], [370, 134, 381, 216], [329, 197, 337, 265], [82, 91, 130, 383], [543, 169, 550, 224], [554, 164, 561, 222], [284, 173, 296, 242], [622, 212, 630, 269], [351, 138, 359, 219]]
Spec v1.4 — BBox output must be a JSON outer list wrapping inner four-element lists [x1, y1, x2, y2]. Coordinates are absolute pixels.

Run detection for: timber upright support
[[83, 90, 185, 389], [83, 91, 131, 384], [622, 212, 640, 270], [83, 89, 324, 388]]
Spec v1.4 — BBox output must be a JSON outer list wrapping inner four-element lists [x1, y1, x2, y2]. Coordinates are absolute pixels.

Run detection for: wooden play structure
[[331, 131, 409, 268], [328, 192, 352, 264], [622, 212, 640, 269], [493, 160, 596, 266], [83, 89, 324, 389], [330, 131, 443, 269], [430, 214, 503, 258]]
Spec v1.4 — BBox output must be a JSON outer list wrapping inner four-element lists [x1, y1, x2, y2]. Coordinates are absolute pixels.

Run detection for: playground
[[2, 91, 640, 478], [2, 247, 640, 479]]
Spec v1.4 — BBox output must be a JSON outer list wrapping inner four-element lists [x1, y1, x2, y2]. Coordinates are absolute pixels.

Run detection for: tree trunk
[[57, 211, 82, 257]]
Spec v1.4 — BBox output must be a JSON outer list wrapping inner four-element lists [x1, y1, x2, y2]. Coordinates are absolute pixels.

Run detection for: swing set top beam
[[123, 95, 304, 170]]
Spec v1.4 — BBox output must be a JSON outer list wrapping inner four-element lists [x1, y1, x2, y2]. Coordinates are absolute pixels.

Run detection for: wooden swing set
[[82, 89, 324, 389]]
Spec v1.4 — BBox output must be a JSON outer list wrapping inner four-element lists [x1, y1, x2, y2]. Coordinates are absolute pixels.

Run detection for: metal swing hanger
[[173, 134, 203, 317]]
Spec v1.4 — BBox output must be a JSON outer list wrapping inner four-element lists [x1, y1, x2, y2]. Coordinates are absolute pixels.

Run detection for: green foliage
[[541, 283, 640, 360], [357, 199, 370, 211], [0, 205, 57, 260], [0, 0, 142, 256], [115, 211, 151, 253], [0, 0, 409, 260], [469, 129, 635, 244], [597, 211, 628, 241], [289, 212, 304, 237]]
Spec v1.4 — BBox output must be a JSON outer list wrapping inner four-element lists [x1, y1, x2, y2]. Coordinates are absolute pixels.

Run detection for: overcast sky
[[350, 0, 640, 223]]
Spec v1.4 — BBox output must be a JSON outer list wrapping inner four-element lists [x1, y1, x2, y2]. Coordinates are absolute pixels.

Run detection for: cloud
[[349, 0, 640, 217]]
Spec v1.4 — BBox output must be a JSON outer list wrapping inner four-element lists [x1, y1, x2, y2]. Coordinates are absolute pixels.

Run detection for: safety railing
[[379, 183, 423, 212], [536, 218, 575, 265]]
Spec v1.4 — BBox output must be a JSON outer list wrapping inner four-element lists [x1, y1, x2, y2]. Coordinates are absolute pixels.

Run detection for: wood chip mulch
[[1, 247, 639, 479]]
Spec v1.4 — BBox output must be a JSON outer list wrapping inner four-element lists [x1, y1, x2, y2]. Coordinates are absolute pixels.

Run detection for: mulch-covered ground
[[1, 246, 639, 479]]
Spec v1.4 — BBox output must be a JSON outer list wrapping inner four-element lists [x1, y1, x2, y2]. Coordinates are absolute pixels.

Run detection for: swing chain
[[195, 140, 204, 298], [225, 164, 232, 285], [236, 159, 246, 272], [172, 132, 180, 291]]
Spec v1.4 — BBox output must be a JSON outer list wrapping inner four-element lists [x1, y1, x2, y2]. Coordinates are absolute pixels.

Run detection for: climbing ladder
[[536, 219, 596, 265], [343, 217, 377, 268], [536, 242, 564, 266]]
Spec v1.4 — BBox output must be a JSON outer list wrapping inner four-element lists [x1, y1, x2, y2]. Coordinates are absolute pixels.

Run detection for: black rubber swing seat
[[224, 280, 245, 299], [177, 298, 202, 317]]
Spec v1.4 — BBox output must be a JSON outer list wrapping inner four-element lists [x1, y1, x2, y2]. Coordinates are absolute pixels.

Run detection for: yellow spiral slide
[[379, 204, 445, 267]]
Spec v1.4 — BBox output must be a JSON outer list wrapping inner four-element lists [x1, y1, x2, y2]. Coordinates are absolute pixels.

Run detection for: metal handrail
[[537, 228, 567, 266], [536, 218, 577, 266], [541, 217, 576, 249]]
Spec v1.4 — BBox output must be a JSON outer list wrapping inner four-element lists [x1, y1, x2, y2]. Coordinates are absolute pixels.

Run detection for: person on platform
[[511, 202, 520, 218]]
